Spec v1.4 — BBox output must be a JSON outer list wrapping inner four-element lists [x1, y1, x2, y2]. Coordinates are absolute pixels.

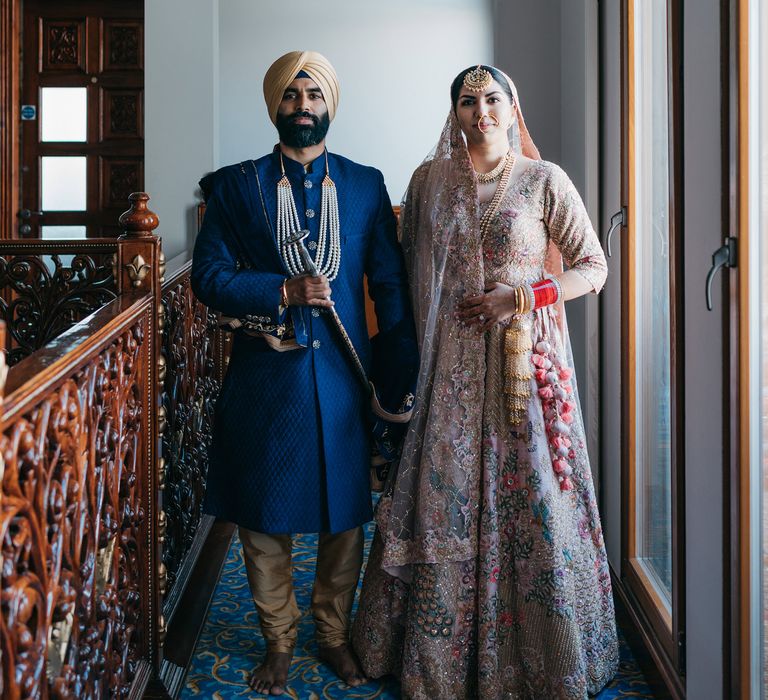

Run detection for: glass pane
[[633, 0, 672, 611], [41, 156, 87, 211], [41, 87, 87, 142], [41, 225, 87, 240]]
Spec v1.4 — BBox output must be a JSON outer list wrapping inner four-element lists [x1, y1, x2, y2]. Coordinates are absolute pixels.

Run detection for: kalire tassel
[[504, 314, 533, 424]]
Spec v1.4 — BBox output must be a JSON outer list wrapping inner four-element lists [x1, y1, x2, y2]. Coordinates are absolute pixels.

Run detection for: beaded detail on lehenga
[[352, 161, 618, 700]]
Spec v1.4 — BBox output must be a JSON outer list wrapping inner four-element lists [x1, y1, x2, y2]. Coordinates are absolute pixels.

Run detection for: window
[[623, 0, 683, 672]]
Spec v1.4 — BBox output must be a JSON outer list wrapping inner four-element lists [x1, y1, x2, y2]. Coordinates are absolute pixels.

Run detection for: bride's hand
[[456, 282, 517, 333]]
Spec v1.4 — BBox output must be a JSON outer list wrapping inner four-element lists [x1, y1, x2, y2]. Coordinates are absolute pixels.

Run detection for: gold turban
[[263, 50, 340, 125]]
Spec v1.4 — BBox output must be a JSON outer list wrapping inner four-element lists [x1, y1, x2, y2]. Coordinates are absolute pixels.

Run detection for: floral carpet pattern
[[182, 518, 655, 699]]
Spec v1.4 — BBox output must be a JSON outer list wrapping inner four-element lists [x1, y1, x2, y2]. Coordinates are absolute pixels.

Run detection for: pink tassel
[[531, 354, 547, 368]]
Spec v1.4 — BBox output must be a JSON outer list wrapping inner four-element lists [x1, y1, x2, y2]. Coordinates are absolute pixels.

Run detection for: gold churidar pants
[[238, 526, 364, 653]]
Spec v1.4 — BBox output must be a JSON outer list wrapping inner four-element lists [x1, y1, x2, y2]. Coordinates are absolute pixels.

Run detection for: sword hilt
[[283, 228, 319, 277]]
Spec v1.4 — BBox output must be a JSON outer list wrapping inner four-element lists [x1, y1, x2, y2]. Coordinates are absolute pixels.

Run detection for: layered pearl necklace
[[474, 149, 512, 184], [277, 150, 341, 281]]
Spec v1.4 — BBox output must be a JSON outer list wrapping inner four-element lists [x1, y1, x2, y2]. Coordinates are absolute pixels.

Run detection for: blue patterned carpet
[[182, 518, 655, 699]]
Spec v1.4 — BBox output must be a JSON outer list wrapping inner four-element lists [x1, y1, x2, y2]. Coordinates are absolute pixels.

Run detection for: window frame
[[620, 0, 686, 679]]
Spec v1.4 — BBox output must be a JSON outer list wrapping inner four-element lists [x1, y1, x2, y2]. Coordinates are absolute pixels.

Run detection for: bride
[[352, 65, 619, 699]]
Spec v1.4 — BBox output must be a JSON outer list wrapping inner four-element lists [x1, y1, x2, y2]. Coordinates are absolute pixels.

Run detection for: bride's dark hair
[[450, 65, 515, 108]]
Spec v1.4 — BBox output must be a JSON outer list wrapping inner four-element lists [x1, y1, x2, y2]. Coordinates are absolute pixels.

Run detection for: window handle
[[18, 208, 44, 219], [605, 207, 626, 257], [705, 237, 737, 311]]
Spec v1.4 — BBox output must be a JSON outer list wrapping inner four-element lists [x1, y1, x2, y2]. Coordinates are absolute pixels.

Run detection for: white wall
[[492, 0, 562, 163], [217, 0, 494, 203], [145, 0, 219, 257]]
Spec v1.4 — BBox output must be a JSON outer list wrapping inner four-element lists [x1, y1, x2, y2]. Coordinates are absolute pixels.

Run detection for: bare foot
[[318, 643, 369, 687], [249, 651, 292, 695]]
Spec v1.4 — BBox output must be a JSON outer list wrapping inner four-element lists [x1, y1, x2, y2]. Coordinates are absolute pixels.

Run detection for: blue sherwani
[[191, 150, 415, 534]]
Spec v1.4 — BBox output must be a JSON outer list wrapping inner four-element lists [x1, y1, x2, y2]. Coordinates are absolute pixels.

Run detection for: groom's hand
[[284, 274, 334, 307]]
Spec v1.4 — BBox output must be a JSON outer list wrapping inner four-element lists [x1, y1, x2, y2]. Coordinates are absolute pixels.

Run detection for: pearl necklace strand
[[276, 150, 341, 281]]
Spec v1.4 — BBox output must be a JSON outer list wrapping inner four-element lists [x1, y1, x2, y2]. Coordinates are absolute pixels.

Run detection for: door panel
[[20, 0, 143, 238]]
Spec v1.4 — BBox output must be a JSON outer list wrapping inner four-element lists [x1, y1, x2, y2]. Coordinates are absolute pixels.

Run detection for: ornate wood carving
[[0, 252, 117, 364], [107, 24, 140, 68], [110, 94, 138, 134], [0, 312, 150, 697], [108, 163, 140, 207], [48, 24, 79, 64], [160, 272, 220, 598], [102, 90, 142, 141], [42, 20, 85, 72]]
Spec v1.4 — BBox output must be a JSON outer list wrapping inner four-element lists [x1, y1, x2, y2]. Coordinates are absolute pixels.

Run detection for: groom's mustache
[[290, 111, 319, 125]]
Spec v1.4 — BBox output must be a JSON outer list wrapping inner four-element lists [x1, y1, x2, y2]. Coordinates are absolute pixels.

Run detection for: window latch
[[705, 236, 737, 311], [605, 207, 626, 258]]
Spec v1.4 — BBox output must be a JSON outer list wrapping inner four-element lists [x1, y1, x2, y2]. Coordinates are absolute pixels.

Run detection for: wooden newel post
[[114, 192, 167, 671], [119, 192, 160, 239], [113, 192, 163, 295]]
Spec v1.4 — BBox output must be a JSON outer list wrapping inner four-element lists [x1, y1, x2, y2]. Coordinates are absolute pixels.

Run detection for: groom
[[192, 51, 416, 695]]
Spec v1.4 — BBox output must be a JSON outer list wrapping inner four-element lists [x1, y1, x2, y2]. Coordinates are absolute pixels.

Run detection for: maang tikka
[[463, 65, 493, 93]]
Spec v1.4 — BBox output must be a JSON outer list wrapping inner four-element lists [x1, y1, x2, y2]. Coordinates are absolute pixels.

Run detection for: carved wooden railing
[[0, 292, 157, 698], [153, 250, 230, 694], [0, 193, 226, 699], [0, 241, 119, 365]]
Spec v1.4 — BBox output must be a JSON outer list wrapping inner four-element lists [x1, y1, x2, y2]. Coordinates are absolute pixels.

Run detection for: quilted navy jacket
[[192, 150, 415, 534]]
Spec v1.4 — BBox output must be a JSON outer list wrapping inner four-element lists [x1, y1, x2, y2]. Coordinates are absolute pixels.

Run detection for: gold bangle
[[514, 286, 523, 315], [280, 279, 289, 307]]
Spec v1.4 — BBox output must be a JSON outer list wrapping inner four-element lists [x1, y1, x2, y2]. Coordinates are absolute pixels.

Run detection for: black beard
[[276, 111, 330, 148]]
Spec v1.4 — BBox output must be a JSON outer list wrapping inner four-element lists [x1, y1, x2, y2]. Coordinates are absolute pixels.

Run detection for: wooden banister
[[0, 191, 225, 698]]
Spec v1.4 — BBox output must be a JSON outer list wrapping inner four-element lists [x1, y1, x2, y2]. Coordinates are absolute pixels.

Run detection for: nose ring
[[477, 113, 500, 131]]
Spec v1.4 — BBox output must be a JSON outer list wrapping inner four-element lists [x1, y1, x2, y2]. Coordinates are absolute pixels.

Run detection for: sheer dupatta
[[377, 75, 563, 578]]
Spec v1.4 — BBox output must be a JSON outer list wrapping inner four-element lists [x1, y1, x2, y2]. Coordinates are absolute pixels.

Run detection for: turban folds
[[263, 51, 340, 125]]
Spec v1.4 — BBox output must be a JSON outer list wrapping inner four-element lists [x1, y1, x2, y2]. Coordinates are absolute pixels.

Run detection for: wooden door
[[19, 0, 143, 239]]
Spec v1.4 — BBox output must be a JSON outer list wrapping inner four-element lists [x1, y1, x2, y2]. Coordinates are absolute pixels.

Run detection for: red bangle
[[531, 278, 561, 310]]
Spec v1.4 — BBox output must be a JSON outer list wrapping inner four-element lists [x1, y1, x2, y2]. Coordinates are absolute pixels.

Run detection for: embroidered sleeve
[[543, 164, 607, 294]]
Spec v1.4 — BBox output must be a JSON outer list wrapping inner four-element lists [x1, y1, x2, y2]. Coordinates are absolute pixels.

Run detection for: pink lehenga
[[351, 88, 618, 699]]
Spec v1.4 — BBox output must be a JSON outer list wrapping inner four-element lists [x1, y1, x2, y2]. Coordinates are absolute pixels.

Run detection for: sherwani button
[[304, 180, 313, 189], [312, 308, 320, 318], [308, 240, 318, 251], [306, 208, 316, 218], [312, 339, 321, 349]]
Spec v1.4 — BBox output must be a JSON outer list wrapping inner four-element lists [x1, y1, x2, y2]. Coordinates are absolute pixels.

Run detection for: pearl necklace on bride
[[277, 149, 341, 281]]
